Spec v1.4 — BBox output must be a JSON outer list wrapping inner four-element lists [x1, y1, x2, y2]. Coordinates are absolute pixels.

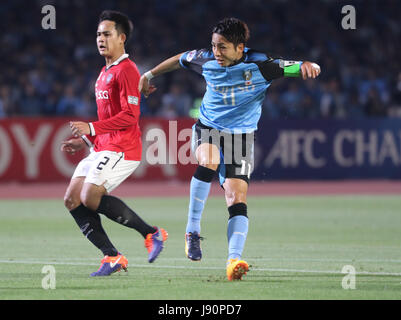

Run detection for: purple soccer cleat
[[90, 254, 128, 277], [144, 227, 168, 263]]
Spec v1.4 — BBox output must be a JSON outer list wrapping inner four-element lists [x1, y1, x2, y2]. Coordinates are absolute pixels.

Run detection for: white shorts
[[72, 150, 140, 193]]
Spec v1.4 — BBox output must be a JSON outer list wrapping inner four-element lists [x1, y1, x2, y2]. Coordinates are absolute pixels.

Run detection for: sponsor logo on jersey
[[96, 89, 109, 100]]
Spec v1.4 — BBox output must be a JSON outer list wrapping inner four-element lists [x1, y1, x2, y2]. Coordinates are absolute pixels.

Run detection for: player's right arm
[[138, 52, 185, 97], [60, 137, 86, 155]]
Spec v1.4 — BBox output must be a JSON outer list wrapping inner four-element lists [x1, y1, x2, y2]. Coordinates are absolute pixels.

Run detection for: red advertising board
[[0, 118, 197, 182]]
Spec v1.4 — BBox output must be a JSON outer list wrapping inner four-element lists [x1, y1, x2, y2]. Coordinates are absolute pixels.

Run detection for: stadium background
[[0, 0, 401, 302], [0, 0, 401, 185]]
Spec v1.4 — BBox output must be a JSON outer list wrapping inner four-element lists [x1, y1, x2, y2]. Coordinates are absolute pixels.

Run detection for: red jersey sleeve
[[91, 68, 141, 135]]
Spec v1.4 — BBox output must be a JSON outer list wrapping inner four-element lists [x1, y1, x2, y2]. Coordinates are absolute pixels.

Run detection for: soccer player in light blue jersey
[[139, 18, 321, 280]]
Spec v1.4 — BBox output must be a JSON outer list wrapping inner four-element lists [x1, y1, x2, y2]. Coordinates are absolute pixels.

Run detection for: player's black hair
[[99, 10, 133, 44], [212, 17, 250, 47]]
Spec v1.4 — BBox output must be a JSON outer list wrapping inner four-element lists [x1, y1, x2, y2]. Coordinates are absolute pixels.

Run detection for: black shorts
[[191, 120, 255, 185]]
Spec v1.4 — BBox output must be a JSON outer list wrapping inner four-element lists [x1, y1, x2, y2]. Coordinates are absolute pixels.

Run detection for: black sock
[[69, 204, 118, 257], [194, 165, 216, 183], [97, 195, 157, 238]]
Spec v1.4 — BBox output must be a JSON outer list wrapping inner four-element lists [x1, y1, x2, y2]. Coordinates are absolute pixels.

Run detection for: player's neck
[[230, 52, 244, 66], [105, 50, 126, 68]]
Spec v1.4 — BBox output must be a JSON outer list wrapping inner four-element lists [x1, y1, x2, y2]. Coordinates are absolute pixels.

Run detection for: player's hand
[[69, 121, 90, 137], [138, 75, 157, 98], [301, 61, 321, 80], [60, 138, 85, 155]]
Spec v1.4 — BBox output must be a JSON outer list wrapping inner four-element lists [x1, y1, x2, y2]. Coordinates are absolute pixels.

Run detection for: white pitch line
[[152, 257, 401, 264], [252, 267, 401, 276], [0, 259, 219, 270], [0, 259, 401, 276], [4, 257, 401, 263]]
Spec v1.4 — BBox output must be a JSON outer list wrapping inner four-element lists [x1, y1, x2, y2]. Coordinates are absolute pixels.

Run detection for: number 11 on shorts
[[240, 160, 251, 179]]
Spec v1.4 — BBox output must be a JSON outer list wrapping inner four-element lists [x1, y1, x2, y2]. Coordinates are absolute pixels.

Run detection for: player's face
[[97, 20, 125, 58], [211, 33, 244, 67]]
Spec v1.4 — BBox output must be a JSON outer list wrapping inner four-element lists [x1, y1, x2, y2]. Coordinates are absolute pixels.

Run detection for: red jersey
[[88, 54, 142, 161]]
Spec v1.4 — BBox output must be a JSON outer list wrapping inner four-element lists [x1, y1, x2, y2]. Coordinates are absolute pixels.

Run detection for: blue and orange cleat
[[185, 232, 203, 261], [226, 258, 249, 281], [90, 253, 128, 277], [145, 227, 168, 263]]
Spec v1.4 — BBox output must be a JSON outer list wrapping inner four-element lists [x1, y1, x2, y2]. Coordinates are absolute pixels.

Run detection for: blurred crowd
[[0, 0, 400, 120]]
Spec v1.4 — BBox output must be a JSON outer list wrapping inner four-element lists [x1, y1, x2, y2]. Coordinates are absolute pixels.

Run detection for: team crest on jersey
[[243, 70, 253, 85], [106, 73, 113, 84]]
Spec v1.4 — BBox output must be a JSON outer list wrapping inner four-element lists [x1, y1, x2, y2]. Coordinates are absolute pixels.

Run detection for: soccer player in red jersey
[[61, 11, 167, 276]]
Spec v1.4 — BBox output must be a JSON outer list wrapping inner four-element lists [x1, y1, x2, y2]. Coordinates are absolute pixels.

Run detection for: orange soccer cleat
[[226, 258, 249, 281]]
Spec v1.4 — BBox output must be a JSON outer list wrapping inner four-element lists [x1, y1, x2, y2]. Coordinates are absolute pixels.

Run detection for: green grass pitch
[[0, 195, 400, 300]]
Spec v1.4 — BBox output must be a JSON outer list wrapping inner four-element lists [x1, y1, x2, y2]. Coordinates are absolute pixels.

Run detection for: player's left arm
[[300, 61, 321, 79], [257, 58, 321, 81], [289, 61, 321, 80]]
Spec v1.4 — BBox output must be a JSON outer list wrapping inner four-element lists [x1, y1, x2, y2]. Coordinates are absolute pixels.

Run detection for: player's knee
[[64, 194, 81, 211], [196, 145, 220, 169], [64, 177, 85, 211], [197, 160, 219, 171], [228, 202, 248, 219], [224, 188, 246, 207]]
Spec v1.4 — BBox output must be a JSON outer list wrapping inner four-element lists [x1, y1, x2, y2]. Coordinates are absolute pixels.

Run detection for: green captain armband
[[280, 60, 302, 77], [284, 63, 301, 77]]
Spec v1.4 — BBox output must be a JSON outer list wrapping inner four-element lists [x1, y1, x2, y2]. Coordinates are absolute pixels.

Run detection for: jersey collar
[[105, 53, 129, 71]]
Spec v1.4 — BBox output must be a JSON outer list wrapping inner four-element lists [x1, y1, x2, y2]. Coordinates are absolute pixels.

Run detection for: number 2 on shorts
[[96, 156, 110, 170]]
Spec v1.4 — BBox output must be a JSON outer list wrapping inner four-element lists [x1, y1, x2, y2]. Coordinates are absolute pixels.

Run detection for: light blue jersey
[[179, 47, 296, 133]]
